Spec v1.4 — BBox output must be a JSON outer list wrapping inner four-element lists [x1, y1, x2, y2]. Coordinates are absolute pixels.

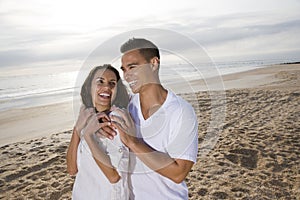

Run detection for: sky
[[0, 0, 300, 72]]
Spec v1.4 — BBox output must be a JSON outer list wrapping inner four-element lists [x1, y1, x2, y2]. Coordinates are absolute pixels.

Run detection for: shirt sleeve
[[167, 103, 198, 163]]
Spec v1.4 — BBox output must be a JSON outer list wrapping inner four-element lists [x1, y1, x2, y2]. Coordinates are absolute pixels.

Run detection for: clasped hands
[[74, 105, 137, 148]]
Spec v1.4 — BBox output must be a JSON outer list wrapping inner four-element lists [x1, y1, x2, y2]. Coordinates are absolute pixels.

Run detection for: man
[[109, 38, 198, 199]]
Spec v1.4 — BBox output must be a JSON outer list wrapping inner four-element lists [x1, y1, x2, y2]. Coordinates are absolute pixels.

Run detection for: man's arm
[[129, 139, 194, 183], [110, 108, 195, 183]]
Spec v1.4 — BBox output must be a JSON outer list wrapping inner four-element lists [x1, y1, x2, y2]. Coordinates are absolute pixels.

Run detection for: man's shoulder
[[168, 91, 193, 109]]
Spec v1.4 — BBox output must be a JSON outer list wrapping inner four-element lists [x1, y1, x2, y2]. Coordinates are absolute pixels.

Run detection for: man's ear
[[150, 57, 160, 71]]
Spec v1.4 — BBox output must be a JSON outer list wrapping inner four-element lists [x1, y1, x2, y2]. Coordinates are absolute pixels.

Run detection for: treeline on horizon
[[280, 61, 300, 65]]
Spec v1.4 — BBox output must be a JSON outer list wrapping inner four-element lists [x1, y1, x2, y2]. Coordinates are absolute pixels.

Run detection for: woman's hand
[[84, 112, 112, 138], [74, 105, 94, 134], [109, 107, 138, 148]]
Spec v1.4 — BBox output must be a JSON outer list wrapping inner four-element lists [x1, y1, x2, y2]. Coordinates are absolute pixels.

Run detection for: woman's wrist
[[73, 126, 81, 137]]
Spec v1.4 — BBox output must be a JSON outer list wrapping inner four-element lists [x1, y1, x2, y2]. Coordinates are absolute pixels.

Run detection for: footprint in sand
[[225, 148, 258, 169]]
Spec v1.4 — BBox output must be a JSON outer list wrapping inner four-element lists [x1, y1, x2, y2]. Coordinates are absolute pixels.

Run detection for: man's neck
[[139, 84, 168, 120]]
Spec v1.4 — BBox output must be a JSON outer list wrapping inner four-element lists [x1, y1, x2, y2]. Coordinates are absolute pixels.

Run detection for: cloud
[[1, 2, 300, 69], [158, 11, 300, 60]]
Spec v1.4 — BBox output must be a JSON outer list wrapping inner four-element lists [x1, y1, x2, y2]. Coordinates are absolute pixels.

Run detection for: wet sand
[[0, 63, 299, 199]]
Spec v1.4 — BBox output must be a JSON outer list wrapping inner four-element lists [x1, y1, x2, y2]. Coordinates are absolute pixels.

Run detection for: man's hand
[[109, 107, 137, 147]]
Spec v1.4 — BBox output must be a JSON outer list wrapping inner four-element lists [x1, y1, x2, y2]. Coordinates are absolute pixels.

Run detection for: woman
[[66, 64, 130, 199]]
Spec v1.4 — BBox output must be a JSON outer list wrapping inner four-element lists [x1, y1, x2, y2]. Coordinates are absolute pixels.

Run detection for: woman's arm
[[66, 105, 93, 176], [66, 127, 80, 176], [84, 113, 121, 184], [84, 132, 121, 184]]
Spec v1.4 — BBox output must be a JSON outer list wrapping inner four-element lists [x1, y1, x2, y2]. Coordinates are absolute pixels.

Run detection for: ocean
[[0, 69, 78, 112], [0, 58, 297, 112]]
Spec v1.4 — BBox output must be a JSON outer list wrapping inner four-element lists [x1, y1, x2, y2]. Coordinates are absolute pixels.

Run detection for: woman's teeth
[[99, 93, 110, 98]]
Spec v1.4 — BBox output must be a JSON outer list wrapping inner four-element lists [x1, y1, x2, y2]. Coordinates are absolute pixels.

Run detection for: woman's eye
[[96, 79, 104, 84], [109, 82, 116, 87], [95, 79, 116, 88]]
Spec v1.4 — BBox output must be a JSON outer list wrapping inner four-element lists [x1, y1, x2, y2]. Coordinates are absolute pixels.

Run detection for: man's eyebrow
[[120, 62, 138, 70], [128, 62, 138, 66]]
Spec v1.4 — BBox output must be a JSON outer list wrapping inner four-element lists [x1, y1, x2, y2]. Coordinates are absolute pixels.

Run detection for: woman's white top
[[72, 130, 129, 200]]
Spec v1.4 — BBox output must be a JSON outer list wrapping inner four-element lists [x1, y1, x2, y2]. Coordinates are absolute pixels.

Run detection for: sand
[[0, 63, 299, 199], [0, 102, 75, 146]]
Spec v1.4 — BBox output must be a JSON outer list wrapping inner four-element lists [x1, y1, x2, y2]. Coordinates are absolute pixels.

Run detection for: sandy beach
[[0, 63, 299, 199]]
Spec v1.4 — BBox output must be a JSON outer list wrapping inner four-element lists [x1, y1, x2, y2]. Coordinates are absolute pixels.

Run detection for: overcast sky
[[0, 0, 300, 70]]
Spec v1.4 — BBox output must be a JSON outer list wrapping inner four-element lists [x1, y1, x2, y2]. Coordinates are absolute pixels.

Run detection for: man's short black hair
[[120, 38, 160, 62]]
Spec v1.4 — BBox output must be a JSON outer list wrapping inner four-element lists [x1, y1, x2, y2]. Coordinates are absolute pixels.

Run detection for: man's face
[[121, 49, 153, 93]]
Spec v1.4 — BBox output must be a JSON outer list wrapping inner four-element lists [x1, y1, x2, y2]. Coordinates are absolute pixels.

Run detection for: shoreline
[[0, 63, 299, 146], [171, 63, 299, 92]]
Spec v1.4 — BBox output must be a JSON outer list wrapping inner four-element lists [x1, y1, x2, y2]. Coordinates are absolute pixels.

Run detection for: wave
[[0, 86, 79, 100]]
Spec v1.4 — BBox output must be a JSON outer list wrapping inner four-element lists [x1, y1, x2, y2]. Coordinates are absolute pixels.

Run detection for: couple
[[66, 38, 198, 200]]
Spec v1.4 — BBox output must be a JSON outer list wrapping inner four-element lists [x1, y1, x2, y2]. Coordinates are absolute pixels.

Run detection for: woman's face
[[91, 69, 118, 109]]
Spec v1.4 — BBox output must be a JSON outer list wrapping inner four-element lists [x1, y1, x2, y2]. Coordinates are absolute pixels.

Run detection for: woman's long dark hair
[[80, 64, 129, 109]]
